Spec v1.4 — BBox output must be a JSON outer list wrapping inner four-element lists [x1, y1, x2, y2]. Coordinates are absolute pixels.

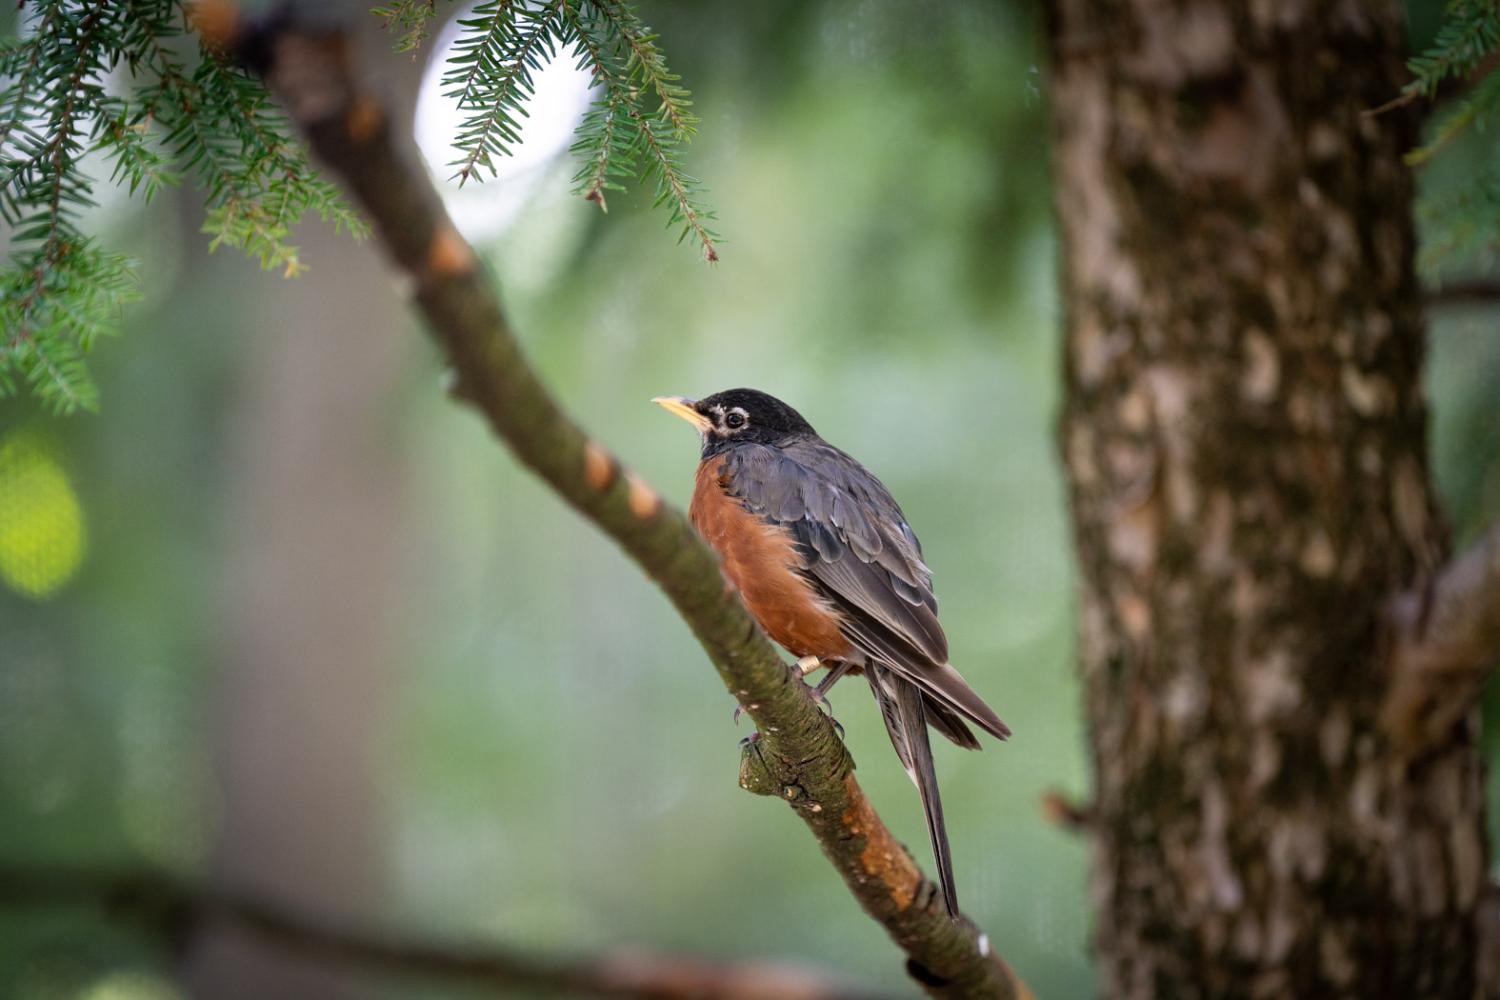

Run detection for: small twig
[[1382, 519, 1500, 752], [1039, 790, 1091, 834], [1364, 53, 1500, 119], [0, 864, 888, 1000], [194, 3, 1029, 997]]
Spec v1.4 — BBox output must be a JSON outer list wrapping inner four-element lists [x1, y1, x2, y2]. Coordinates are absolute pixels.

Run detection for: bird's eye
[[725, 411, 746, 429]]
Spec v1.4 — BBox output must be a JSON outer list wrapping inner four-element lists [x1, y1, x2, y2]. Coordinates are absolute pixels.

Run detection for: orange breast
[[690, 460, 851, 661]]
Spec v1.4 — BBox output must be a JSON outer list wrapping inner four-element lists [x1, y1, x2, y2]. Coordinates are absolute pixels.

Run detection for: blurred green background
[[1, 1, 1496, 997]]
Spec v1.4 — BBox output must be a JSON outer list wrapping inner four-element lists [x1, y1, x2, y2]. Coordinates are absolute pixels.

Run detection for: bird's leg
[[733, 657, 840, 733], [803, 659, 849, 740]]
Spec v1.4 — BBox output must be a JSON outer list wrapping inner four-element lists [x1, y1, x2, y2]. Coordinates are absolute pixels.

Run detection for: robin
[[654, 388, 1009, 917]]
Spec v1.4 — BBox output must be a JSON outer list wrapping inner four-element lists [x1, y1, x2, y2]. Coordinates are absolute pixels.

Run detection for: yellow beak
[[652, 396, 712, 432]]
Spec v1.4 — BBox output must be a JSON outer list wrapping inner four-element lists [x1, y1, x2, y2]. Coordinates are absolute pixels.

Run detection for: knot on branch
[[738, 724, 852, 808], [738, 737, 781, 797]]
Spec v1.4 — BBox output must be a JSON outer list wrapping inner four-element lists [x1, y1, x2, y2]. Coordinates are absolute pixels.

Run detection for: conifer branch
[[563, 1, 717, 260], [0, 0, 129, 412], [0, 0, 719, 410], [1369, 1, 1500, 274], [0, 0, 363, 411], [214, 6, 1027, 995], [442, 0, 562, 185], [573, 82, 626, 209], [1404, 0, 1500, 101], [591, 0, 696, 139], [436, 0, 717, 260], [373, 0, 442, 55]]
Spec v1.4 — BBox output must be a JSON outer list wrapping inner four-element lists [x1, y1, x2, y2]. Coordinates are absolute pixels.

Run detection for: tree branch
[[1426, 279, 1500, 310], [1383, 519, 1500, 751], [0, 864, 888, 1000], [193, 4, 1030, 997]]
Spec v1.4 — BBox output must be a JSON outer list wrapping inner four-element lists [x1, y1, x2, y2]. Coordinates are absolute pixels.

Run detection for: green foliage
[[565, 0, 717, 260], [1406, 0, 1500, 101], [1, 2, 138, 413], [0, 0, 362, 413], [1, 0, 715, 414], [373, 0, 441, 55], [1402, 0, 1500, 274], [442, 0, 562, 185], [1421, 165, 1500, 273], [1405, 0, 1500, 167], [436, 0, 717, 260], [1409, 65, 1500, 167]]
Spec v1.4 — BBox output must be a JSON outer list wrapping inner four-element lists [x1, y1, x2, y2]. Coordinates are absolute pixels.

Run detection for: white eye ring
[[725, 410, 747, 429]]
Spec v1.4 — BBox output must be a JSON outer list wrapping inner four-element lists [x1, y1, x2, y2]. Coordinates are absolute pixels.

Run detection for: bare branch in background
[[0, 865, 890, 1000], [1426, 279, 1500, 309], [1039, 790, 1091, 834], [187, 3, 1031, 996]]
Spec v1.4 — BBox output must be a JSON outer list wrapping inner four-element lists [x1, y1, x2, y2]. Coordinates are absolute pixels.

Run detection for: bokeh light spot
[[0, 429, 86, 600], [76, 971, 181, 1000]]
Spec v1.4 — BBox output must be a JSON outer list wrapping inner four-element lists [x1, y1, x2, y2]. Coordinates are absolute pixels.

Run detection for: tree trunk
[[183, 22, 434, 999], [1045, 3, 1487, 997]]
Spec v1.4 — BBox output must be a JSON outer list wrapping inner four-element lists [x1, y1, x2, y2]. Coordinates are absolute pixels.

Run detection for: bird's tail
[[868, 663, 958, 917]]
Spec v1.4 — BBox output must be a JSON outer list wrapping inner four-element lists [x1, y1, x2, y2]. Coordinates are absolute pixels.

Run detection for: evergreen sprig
[[1398, 0, 1500, 167], [0, 0, 365, 413], [1406, 0, 1500, 100], [441, 0, 563, 186], [1409, 65, 1500, 167], [1397, 0, 1500, 274], [1, 2, 139, 413], [435, 0, 717, 260], [2, 0, 716, 413], [562, 0, 717, 260], [122, 0, 367, 276], [373, 0, 441, 54]]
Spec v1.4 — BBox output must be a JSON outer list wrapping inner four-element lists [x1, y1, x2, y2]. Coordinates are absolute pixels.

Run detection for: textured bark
[[1046, 3, 1487, 998]]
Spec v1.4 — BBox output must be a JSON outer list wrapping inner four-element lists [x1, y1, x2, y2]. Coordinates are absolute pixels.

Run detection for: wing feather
[[722, 440, 1008, 742]]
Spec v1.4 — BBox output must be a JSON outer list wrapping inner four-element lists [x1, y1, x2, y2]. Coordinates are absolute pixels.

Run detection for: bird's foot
[[737, 730, 762, 748], [912, 877, 943, 914], [804, 683, 844, 740]]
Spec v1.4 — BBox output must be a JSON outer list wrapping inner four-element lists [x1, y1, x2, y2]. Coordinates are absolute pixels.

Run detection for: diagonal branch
[[0, 864, 889, 1000], [196, 4, 1029, 998], [1383, 519, 1500, 751]]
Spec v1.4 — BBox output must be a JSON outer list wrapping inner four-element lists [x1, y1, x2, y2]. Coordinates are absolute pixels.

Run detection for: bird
[[653, 388, 1009, 917]]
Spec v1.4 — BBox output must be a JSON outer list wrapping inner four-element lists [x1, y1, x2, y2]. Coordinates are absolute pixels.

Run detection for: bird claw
[[913, 877, 941, 913], [733, 658, 843, 739], [738, 731, 762, 748], [805, 683, 845, 739]]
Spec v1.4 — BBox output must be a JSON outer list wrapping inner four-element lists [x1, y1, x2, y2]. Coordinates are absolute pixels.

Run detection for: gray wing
[[723, 441, 1009, 741]]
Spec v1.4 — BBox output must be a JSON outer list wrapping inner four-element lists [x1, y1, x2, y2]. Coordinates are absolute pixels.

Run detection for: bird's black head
[[654, 388, 816, 456]]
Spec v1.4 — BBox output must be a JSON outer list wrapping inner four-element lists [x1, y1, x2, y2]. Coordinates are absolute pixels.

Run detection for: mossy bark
[[1045, 3, 1486, 997]]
